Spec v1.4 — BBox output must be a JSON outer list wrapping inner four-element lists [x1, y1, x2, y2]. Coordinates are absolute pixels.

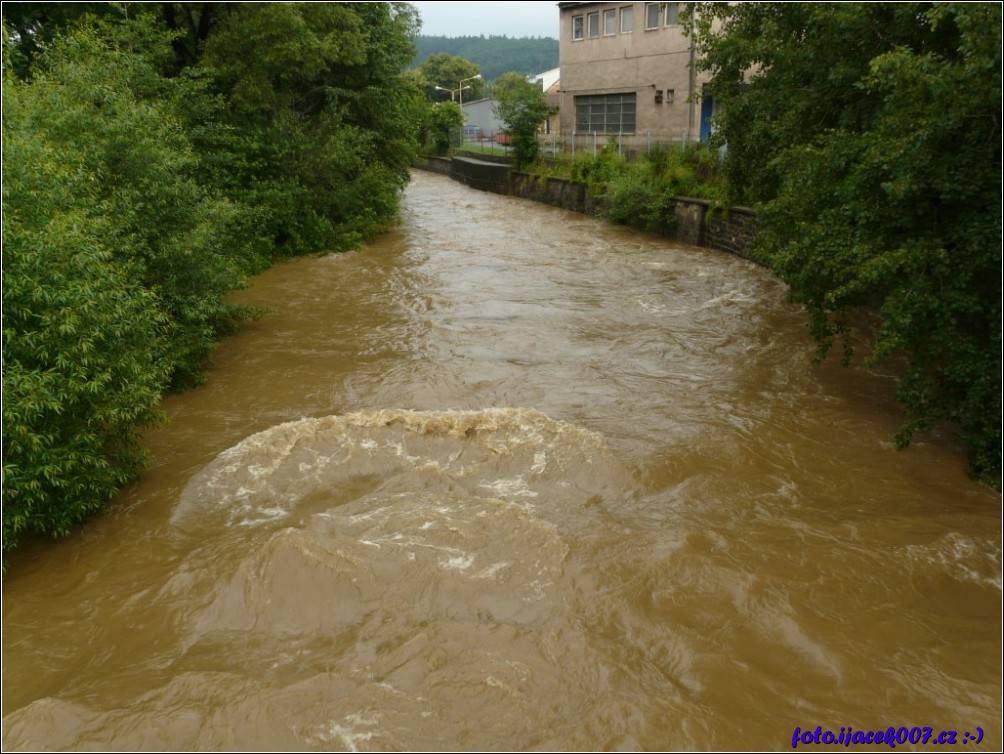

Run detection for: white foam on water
[[444, 553, 476, 570], [173, 407, 627, 530], [304, 713, 380, 751], [904, 532, 1003, 590], [479, 476, 539, 499], [475, 561, 511, 580]]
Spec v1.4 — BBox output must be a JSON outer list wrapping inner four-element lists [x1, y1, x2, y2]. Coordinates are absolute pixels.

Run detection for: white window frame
[[645, 3, 661, 30], [664, 2, 680, 26], [572, 14, 584, 40], [620, 6, 634, 33], [587, 11, 600, 38], [603, 8, 617, 36]]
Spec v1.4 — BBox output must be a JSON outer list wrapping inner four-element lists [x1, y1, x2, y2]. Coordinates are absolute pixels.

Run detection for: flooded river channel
[[3, 170, 1000, 751]]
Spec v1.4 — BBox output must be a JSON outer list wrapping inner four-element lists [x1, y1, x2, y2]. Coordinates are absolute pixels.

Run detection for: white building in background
[[531, 67, 561, 93], [460, 98, 506, 140], [531, 67, 562, 135], [461, 68, 562, 141]]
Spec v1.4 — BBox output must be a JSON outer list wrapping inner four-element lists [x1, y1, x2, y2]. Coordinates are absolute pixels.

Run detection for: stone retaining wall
[[417, 157, 759, 262], [509, 172, 605, 215]]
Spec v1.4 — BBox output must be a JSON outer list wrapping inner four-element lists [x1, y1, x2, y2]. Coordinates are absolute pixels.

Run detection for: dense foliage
[[424, 101, 464, 155], [413, 34, 558, 80], [565, 143, 726, 233], [3, 3, 423, 557], [491, 72, 556, 167], [190, 2, 424, 256], [417, 52, 483, 102], [692, 2, 1002, 480]]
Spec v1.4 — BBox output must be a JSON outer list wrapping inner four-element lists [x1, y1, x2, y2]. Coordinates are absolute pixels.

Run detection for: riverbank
[[417, 154, 759, 262]]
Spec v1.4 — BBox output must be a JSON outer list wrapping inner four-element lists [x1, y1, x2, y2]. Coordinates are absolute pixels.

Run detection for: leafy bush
[[560, 141, 725, 233], [3, 61, 169, 552], [492, 71, 557, 168], [602, 162, 676, 234], [13, 21, 258, 387], [2, 3, 425, 558], [694, 1, 1002, 481], [195, 2, 421, 257], [425, 100, 464, 155]]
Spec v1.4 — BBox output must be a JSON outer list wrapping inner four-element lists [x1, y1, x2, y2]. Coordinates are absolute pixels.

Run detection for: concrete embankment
[[417, 155, 759, 263]]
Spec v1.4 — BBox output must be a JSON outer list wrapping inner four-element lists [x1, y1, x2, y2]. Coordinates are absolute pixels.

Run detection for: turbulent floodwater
[[3, 171, 1000, 751]]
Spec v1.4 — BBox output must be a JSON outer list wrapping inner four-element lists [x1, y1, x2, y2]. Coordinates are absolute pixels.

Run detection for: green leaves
[[425, 101, 464, 155], [417, 52, 483, 102], [694, 2, 1002, 481], [3, 3, 423, 558], [195, 2, 420, 256], [491, 72, 555, 167], [3, 74, 169, 551], [587, 143, 725, 234]]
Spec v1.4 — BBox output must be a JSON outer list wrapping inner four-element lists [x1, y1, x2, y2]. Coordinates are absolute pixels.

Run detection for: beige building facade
[[557, 1, 710, 151]]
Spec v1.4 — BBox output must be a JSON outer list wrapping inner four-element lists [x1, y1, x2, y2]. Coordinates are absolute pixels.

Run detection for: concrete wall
[[704, 205, 759, 262], [416, 157, 759, 261], [447, 156, 511, 195], [510, 172, 605, 215], [558, 2, 705, 144], [509, 171, 758, 261], [422, 156, 452, 175]]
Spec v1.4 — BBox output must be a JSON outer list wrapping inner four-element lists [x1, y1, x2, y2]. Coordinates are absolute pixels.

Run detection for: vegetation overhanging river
[[3, 171, 1000, 751]]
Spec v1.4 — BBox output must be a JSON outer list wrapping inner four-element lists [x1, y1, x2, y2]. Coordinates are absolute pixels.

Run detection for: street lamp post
[[435, 75, 482, 145], [459, 74, 482, 108], [434, 85, 469, 103]]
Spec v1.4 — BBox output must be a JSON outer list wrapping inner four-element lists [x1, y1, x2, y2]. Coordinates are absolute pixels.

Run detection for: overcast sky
[[409, 1, 560, 38]]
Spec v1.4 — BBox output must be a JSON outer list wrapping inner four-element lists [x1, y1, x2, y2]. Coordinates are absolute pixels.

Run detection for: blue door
[[700, 95, 714, 142]]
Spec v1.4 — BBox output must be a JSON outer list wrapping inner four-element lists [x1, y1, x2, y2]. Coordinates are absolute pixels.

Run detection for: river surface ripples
[[3, 170, 1000, 751]]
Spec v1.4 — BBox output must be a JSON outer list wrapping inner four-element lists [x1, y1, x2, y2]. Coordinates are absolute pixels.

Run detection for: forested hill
[[413, 35, 559, 79]]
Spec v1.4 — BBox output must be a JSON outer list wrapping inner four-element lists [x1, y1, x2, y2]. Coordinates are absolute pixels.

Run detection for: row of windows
[[571, 3, 680, 41]]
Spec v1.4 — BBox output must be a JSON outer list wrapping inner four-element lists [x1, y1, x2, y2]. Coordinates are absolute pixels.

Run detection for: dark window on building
[[665, 2, 680, 26], [574, 93, 637, 134]]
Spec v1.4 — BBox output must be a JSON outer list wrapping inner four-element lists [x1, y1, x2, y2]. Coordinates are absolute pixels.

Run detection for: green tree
[[424, 100, 464, 155], [1, 2, 426, 559], [15, 18, 258, 387], [2, 1, 124, 76], [692, 2, 1002, 480], [2, 27, 173, 553], [491, 71, 556, 167], [194, 2, 422, 254], [412, 35, 559, 81], [418, 51, 483, 102]]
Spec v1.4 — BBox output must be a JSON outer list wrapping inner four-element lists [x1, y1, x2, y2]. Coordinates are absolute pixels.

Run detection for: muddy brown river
[[3, 170, 1000, 751]]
